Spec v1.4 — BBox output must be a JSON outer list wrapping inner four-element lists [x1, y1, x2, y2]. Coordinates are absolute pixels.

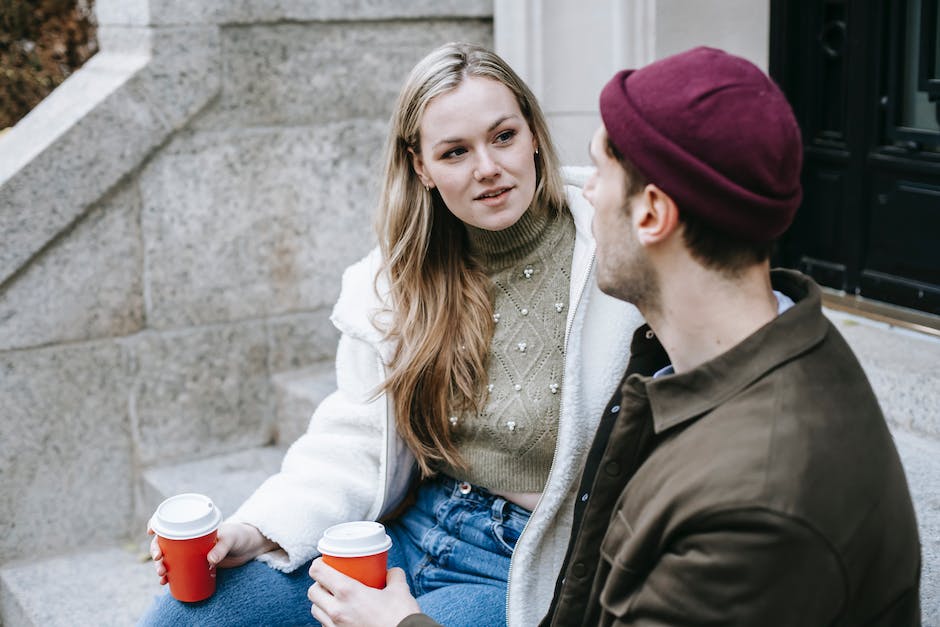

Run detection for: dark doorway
[[770, 0, 940, 316]]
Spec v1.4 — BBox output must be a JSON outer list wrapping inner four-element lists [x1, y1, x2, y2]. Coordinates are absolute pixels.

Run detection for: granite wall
[[0, 0, 493, 564]]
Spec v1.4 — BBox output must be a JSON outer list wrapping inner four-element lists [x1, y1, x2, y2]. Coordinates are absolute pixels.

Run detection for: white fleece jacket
[[230, 169, 643, 626]]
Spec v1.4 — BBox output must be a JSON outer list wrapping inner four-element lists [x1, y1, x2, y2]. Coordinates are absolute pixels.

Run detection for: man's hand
[[308, 558, 421, 627]]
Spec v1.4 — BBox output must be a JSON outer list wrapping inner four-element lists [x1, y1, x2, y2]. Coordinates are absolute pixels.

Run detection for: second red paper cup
[[317, 521, 393, 589], [150, 493, 223, 603]]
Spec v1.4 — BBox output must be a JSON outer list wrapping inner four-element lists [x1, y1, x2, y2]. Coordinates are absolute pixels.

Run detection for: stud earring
[[535, 147, 540, 156]]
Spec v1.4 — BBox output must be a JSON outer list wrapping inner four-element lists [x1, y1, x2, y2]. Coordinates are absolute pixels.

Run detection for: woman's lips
[[475, 186, 513, 205]]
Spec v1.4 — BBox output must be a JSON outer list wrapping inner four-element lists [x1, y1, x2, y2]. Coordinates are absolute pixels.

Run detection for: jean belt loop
[[491, 497, 506, 522]]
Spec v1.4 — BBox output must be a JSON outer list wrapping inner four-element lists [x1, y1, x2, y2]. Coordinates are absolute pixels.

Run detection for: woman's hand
[[149, 521, 278, 583], [308, 558, 421, 627]]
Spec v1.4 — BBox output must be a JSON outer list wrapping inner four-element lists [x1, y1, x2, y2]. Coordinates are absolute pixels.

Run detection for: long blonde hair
[[376, 42, 566, 478]]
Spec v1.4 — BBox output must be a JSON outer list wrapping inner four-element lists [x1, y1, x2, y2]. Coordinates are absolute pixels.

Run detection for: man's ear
[[635, 184, 679, 245], [409, 147, 434, 189]]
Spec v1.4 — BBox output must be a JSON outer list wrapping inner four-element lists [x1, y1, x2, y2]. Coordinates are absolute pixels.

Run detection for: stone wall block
[[0, 182, 144, 351], [95, 0, 151, 27], [195, 20, 492, 129], [266, 309, 340, 374], [129, 27, 221, 132], [0, 26, 220, 288], [140, 120, 385, 329], [128, 322, 274, 466], [0, 342, 135, 563], [136, 0, 492, 26], [0, 53, 152, 285]]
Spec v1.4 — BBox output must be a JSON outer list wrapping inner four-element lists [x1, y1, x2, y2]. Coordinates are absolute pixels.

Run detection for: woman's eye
[[495, 130, 516, 144], [442, 147, 466, 159]]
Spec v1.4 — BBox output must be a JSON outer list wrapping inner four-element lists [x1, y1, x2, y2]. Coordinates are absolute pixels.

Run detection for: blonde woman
[[141, 42, 642, 627]]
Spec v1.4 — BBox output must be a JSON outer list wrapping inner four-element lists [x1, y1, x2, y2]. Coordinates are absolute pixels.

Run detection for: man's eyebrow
[[432, 114, 520, 149]]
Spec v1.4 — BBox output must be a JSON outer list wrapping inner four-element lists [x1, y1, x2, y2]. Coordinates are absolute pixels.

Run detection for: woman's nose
[[474, 149, 501, 180]]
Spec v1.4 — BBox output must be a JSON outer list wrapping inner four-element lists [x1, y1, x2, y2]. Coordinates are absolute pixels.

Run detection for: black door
[[771, 0, 940, 316]]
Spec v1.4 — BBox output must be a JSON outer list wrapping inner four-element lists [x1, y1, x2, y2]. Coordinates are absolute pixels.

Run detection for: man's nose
[[583, 174, 596, 200]]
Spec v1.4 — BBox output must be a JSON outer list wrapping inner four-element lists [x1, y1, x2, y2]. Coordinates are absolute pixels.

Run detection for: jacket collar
[[631, 270, 829, 434]]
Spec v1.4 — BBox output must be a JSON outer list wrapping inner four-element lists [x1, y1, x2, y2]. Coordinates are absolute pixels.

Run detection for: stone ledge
[[0, 180, 144, 351], [824, 308, 940, 439], [95, 0, 493, 27], [272, 361, 337, 446], [0, 26, 220, 287], [139, 446, 287, 529], [0, 546, 160, 627], [891, 428, 940, 626]]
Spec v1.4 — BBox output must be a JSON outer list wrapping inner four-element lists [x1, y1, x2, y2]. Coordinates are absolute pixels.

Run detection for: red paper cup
[[150, 493, 223, 602], [317, 521, 392, 589]]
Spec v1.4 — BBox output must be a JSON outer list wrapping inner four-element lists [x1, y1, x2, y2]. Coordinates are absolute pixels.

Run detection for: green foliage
[[0, 0, 97, 129]]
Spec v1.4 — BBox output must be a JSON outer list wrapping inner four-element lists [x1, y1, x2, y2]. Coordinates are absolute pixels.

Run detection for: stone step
[[2, 446, 296, 626], [139, 445, 286, 527], [0, 446, 294, 627], [824, 307, 940, 440], [890, 427, 940, 626], [2, 428, 936, 625], [0, 544, 160, 627], [136, 362, 336, 527], [271, 361, 336, 447]]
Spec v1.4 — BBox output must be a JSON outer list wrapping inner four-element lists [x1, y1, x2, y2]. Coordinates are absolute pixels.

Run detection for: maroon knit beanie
[[599, 46, 802, 242]]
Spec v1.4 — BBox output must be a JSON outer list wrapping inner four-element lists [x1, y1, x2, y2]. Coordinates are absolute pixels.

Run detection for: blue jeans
[[138, 475, 530, 626]]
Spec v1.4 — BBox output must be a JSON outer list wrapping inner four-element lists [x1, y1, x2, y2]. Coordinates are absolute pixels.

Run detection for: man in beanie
[[540, 46, 922, 626]]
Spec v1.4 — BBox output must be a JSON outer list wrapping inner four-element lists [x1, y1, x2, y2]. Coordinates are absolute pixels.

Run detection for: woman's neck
[[464, 208, 551, 271]]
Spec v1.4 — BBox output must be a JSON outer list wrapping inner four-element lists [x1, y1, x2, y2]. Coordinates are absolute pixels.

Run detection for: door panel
[[772, 0, 940, 316]]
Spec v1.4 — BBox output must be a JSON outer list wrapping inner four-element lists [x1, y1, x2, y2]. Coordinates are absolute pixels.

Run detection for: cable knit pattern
[[438, 210, 576, 492]]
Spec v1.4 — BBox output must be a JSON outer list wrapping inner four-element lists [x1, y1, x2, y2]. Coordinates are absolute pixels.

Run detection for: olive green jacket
[[543, 269, 921, 626]]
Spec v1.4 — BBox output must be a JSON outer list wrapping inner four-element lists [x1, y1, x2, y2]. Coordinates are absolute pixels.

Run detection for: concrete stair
[[892, 430, 940, 627], [2, 318, 939, 626], [271, 361, 336, 448], [0, 545, 160, 627], [0, 363, 334, 627], [140, 446, 287, 527]]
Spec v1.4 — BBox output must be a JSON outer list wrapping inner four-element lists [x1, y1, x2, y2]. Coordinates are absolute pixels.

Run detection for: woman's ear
[[408, 147, 434, 189], [635, 184, 679, 246]]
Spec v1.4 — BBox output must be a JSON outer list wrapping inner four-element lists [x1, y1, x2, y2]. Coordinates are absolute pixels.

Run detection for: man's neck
[[645, 261, 777, 374]]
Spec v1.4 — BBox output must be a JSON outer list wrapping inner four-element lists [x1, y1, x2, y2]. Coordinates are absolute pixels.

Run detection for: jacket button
[[605, 461, 621, 476], [572, 562, 587, 578]]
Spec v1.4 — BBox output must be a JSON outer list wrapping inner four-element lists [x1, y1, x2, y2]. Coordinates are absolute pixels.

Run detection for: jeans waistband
[[430, 474, 533, 517]]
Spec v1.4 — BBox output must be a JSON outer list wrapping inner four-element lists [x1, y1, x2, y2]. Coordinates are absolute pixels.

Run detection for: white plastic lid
[[149, 493, 222, 540], [317, 521, 392, 557]]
